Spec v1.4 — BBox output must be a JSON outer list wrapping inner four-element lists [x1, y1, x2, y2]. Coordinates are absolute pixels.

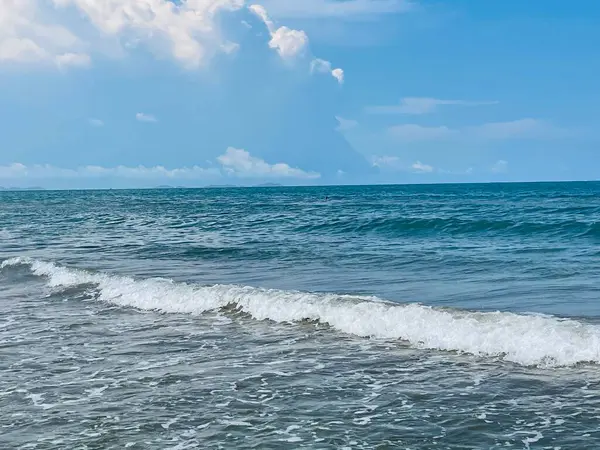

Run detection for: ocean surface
[[2, 182, 600, 449]]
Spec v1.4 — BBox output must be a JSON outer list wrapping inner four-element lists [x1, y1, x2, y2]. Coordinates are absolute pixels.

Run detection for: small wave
[[295, 216, 599, 238], [3, 257, 600, 368]]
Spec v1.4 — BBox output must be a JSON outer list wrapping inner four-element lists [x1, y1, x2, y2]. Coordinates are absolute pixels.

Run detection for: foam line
[[3, 257, 600, 367]]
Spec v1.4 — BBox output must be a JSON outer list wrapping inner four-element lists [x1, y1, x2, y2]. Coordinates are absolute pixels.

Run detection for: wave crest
[[3, 257, 600, 368]]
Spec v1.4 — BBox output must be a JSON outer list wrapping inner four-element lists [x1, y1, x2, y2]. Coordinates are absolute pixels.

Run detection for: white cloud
[[468, 119, 563, 140], [367, 97, 498, 115], [53, 0, 246, 69], [0, 162, 220, 180], [331, 67, 344, 84], [249, 4, 309, 59], [0, 148, 319, 183], [438, 167, 474, 176], [335, 115, 358, 131], [1, 1, 347, 82], [372, 155, 435, 174], [1, 0, 302, 69], [88, 118, 104, 127], [388, 124, 457, 142], [388, 119, 569, 142], [136, 112, 157, 123], [0, 0, 89, 67], [310, 58, 344, 84], [260, 0, 414, 19], [250, 5, 344, 78], [217, 147, 320, 179], [56, 52, 91, 68], [411, 161, 433, 173], [371, 155, 401, 169], [269, 26, 309, 59], [491, 160, 508, 174]]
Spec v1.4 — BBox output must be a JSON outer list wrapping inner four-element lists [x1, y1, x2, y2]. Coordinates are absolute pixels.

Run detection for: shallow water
[[2, 183, 600, 448]]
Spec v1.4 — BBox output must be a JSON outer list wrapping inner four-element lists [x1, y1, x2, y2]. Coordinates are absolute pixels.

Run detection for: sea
[[1, 182, 600, 449]]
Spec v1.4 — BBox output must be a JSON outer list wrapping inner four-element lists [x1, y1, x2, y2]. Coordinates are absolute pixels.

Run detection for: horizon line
[[1, 179, 599, 193]]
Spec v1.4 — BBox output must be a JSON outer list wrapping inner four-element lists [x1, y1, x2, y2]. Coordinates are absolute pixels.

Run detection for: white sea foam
[[4, 257, 600, 367]]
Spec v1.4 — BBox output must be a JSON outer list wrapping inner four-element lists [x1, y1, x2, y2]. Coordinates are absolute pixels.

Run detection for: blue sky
[[0, 0, 598, 188]]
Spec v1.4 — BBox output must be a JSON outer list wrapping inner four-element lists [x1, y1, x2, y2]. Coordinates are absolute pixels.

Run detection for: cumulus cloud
[[0, 0, 242, 68], [250, 5, 344, 78], [136, 112, 157, 123], [0, 0, 90, 67], [1, 0, 318, 69], [1, 1, 348, 83], [217, 147, 320, 179], [310, 58, 344, 84], [367, 97, 498, 115], [53, 0, 246, 68], [260, 0, 414, 19], [249, 4, 309, 59], [331, 68, 344, 84]]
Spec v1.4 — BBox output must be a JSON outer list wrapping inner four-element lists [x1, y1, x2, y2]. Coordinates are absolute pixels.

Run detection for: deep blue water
[[2, 182, 600, 448]]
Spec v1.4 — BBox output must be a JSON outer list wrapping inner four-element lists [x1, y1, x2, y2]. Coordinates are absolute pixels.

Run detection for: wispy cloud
[[388, 119, 570, 142], [55, 52, 91, 69], [466, 119, 569, 140], [411, 161, 434, 173], [388, 124, 457, 141], [372, 156, 435, 174], [491, 160, 508, 174], [136, 112, 157, 123], [310, 58, 344, 84], [367, 97, 499, 115], [88, 118, 104, 127], [335, 116, 358, 131]]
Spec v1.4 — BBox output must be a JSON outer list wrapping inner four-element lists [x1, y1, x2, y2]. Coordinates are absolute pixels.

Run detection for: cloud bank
[[0, 148, 320, 186]]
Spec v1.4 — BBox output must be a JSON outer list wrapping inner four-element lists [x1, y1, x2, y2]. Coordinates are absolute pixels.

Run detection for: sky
[[0, 0, 599, 189]]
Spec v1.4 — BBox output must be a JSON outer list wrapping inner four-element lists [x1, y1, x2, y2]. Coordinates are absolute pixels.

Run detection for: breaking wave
[[4, 257, 600, 368]]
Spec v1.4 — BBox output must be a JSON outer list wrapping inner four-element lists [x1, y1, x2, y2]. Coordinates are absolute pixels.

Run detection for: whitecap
[[5, 257, 600, 368]]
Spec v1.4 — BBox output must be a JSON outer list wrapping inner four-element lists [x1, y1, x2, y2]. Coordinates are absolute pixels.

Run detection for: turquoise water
[[2, 182, 600, 448]]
